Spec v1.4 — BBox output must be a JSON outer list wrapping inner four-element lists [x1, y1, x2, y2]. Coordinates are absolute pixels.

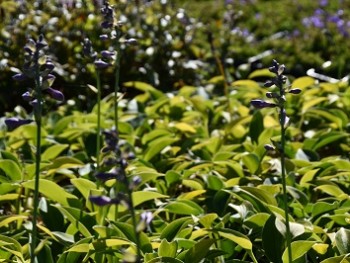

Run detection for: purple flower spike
[[89, 195, 118, 206], [5, 117, 32, 130], [46, 88, 65, 101], [251, 99, 277, 109], [13, 73, 28, 81], [94, 59, 109, 69], [99, 34, 109, 41], [95, 172, 117, 181]]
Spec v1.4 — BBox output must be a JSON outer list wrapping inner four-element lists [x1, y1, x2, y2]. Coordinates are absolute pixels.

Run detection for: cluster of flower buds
[[6, 35, 64, 130], [89, 129, 140, 207], [251, 59, 301, 151]]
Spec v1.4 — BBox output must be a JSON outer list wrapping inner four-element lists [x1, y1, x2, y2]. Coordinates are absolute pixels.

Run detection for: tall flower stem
[[96, 71, 102, 170], [126, 186, 141, 262], [279, 106, 292, 263], [31, 49, 43, 263]]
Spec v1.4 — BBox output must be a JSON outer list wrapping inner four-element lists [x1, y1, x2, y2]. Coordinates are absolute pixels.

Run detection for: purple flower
[[319, 0, 328, 7], [251, 100, 277, 109], [289, 88, 302, 94], [264, 144, 275, 151], [95, 172, 117, 181], [46, 87, 65, 101], [94, 59, 110, 69], [22, 91, 33, 101], [12, 73, 28, 81], [5, 117, 32, 130], [89, 195, 118, 206], [101, 50, 115, 59]]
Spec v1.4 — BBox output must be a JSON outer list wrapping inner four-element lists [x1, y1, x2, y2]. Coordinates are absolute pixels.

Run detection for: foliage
[[0, 0, 350, 262]]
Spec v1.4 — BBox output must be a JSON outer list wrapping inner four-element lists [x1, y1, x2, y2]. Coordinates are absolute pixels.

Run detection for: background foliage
[[0, 0, 350, 262]]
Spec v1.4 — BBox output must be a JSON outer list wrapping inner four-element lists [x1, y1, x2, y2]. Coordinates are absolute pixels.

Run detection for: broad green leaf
[[248, 69, 275, 79], [320, 255, 350, 263], [311, 132, 348, 150], [165, 199, 203, 216], [158, 239, 177, 258], [282, 241, 316, 263], [199, 213, 218, 228], [146, 257, 184, 263], [335, 228, 350, 254], [0, 193, 19, 202], [291, 76, 315, 90], [262, 215, 284, 263], [22, 179, 79, 207], [184, 238, 215, 263], [312, 243, 329, 255], [123, 81, 164, 99], [0, 234, 24, 262], [142, 129, 172, 145], [249, 111, 264, 144], [312, 201, 338, 218], [174, 122, 196, 133], [66, 243, 90, 253], [143, 137, 179, 161], [315, 185, 345, 198], [0, 215, 27, 228], [160, 217, 192, 241], [218, 231, 252, 250], [232, 79, 260, 89], [244, 213, 270, 229], [71, 178, 97, 200], [302, 98, 327, 113], [0, 151, 20, 167], [240, 186, 277, 206], [54, 205, 92, 238], [133, 191, 168, 207], [0, 160, 22, 182], [178, 190, 206, 200], [42, 144, 69, 160], [207, 175, 224, 190], [242, 153, 260, 174]]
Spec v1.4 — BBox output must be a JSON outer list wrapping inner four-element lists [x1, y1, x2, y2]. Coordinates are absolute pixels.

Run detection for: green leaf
[[0, 159, 22, 182], [282, 241, 316, 263], [320, 255, 350, 263], [133, 191, 168, 207], [0, 234, 24, 262], [146, 257, 184, 263], [54, 205, 92, 238], [315, 185, 345, 198], [66, 243, 90, 253], [335, 228, 350, 254], [249, 111, 264, 144], [165, 200, 204, 216], [240, 186, 277, 206], [242, 153, 260, 174], [302, 98, 328, 113], [42, 144, 69, 161], [311, 132, 348, 150], [158, 239, 177, 258], [160, 217, 192, 241], [207, 175, 224, 190], [143, 137, 179, 161], [22, 179, 79, 207], [184, 238, 215, 263], [248, 68, 275, 79], [123, 81, 164, 99], [262, 215, 284, 263], [174, 122, 196, 133], [71, 178, 97, 200], [218, 230, 252, 250], [291, 76, 315, 90]]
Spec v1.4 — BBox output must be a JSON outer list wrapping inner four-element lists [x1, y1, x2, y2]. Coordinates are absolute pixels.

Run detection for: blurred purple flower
[[251, 100, 277, 109], [5, 117, 32, 130], [89, 195, 118, 206], [46, 88, 65, 101], [319, 0, 328, 7]]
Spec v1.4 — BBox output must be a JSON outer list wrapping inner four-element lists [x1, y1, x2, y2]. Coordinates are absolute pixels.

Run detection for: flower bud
[[250, 99, 277, 109], [94, 59, 109, 69], [13, 73, 28, 81], [46, 87, 65, 101], [264, 80, 274, 87], [101, 50, 115, 59], [5, 117, 32, 130], [22, 91, 33, 101], [99, 34, 109, 41], [289, 88, 302, 94], [89, 195, 118, 206], [95, 172, 117, 181], [264, 144, 275, 151]]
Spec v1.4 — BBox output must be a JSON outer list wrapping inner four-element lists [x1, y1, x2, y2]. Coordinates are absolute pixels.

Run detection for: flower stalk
[[251, 60, 300, 262]]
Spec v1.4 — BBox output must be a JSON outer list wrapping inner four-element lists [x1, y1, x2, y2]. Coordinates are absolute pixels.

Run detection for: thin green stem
[[127, 187, 141, 262], [31, 50, 43, 263], [279, 106, 292, 263], [96, 71, 101, 170]]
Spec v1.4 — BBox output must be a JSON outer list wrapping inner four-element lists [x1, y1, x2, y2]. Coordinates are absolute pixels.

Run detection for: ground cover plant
[[0, 0, 350, 262]]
